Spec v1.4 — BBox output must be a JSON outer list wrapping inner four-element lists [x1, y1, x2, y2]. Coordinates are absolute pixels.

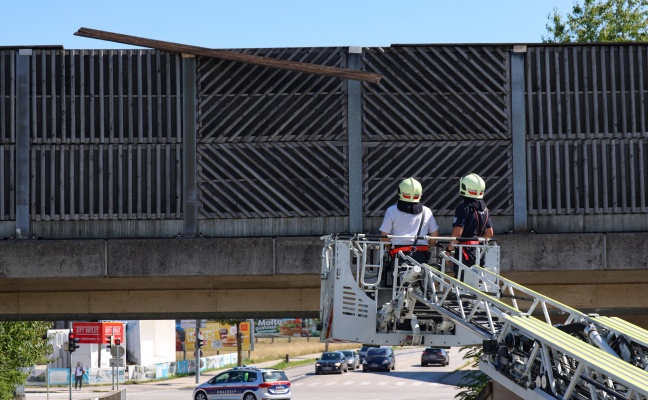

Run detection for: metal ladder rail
[[392, 254, 523, 340], [465, 265, 585, 326], [488, 315, 648, 399], [397, 253, 648, 398], [468, 265, 648, 369], [322, 235, 648, 398], [586, 316, 648, 370]]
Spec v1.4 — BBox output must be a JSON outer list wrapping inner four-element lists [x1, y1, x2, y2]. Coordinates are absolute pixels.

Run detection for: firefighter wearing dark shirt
[[445, 173, 494, 280]]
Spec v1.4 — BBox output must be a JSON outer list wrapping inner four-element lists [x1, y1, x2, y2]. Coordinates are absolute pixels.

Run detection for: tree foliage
[[543, 0, 648, 43], [0, 322, 52, 400], [454, 345, 490, 400]]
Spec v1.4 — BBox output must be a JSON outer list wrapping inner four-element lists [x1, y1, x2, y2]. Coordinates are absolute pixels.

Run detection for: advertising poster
[[72, 321, 124, 344], [182, 321, 252, 352], [254, 318, 321, 337]]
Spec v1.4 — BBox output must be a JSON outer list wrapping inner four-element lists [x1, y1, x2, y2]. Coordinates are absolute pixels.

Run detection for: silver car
[[193, 367, 290, 400], [341, 350, 360, 369]]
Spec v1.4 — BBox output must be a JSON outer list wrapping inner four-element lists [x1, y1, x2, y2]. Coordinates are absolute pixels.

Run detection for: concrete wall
[[1, 233, 646, 278], [0, 233, 646, 322]]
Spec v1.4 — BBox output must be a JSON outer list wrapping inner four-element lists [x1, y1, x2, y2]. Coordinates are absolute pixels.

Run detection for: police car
[[193, 367, 291, 400]]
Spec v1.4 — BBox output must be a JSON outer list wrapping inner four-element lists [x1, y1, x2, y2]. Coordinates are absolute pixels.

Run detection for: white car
[[193, 367, 290, 400]]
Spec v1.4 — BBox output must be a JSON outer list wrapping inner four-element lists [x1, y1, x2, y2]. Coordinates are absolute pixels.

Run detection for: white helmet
[[459, 173, 486, 199], [399, 177, 422, 203]]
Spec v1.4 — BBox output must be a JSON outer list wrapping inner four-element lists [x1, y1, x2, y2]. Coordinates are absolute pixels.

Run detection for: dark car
[[193, 366, 290, 400], [358, 344, 380, 362], [315, 351, 349, 374], [421, 347, 450, 366], [362, 346, 395, 372]]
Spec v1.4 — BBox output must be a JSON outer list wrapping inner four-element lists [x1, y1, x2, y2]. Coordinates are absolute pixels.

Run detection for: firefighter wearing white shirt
[[379, 177, 439, 284]]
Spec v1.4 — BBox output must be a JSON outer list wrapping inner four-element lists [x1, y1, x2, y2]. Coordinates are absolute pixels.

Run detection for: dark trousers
[[74, 375, 82, 389], [453, 248, 483, 281]]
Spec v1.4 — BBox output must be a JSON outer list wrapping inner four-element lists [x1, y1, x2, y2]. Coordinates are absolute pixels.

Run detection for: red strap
[[390, 246, 429, 257], [462, 247, 470, 261]]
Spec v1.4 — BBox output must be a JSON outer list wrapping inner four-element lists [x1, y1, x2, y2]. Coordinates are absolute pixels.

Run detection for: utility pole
[[195, 319, 201, 383], [68, 324, 72, 400]]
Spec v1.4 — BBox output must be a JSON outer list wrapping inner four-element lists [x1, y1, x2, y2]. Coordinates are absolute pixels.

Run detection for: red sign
[[72, 322, 124, 344]]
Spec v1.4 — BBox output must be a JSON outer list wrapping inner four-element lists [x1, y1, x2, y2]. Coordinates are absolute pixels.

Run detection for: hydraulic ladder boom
[[319, 234, 648, 399]]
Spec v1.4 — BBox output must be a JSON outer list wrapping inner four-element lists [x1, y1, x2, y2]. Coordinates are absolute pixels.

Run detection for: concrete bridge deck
[[1, 232, 647, 328]]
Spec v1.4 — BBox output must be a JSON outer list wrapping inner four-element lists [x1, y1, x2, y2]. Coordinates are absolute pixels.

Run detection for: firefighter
[[445, 173, 494, 280], [379, 177, 439, 285]]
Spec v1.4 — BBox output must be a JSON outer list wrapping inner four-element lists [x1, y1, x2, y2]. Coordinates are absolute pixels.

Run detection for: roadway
[[25, 348, 472, 400]]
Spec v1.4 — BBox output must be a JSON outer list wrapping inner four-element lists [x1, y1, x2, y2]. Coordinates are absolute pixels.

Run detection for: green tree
[[0, 322, 52, 400], [543, 0, 648, 43], [454, 345, 490, 400]]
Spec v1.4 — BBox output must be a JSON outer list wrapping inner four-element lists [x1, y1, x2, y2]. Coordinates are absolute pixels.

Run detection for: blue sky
[[1, 1, 576, 49]]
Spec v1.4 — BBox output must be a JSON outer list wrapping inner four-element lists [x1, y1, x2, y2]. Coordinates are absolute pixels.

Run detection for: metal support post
[[347, 46, 364, 234], [195, 319, 201, 383], [182, 55, 198, 236], [68, 350, 72, 400], [16, 49, 31, 238], [111, 327, 115, 390], [68, 324, 72, 400], [510, 47, 528, 232]]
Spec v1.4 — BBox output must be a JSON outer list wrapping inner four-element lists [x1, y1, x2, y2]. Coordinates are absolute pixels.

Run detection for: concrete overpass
[[2, 232, 647, 328], [1, 44, 648, 328]]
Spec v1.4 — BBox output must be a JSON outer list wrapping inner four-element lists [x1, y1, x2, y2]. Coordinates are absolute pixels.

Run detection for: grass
[[177, 337, 361, 364]]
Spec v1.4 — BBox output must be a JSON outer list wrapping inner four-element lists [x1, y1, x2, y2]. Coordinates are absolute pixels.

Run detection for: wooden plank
[[74, 27, 382, 83]]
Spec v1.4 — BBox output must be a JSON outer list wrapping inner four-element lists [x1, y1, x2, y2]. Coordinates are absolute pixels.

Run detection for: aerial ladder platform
[[319, 234, 648, 399]]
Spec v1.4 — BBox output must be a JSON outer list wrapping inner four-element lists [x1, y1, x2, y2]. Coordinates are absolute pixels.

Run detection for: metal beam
[[182, 55, 197, 236], [74, 27, 383, 83], [15, 49, 31, 238], [347, 47, 363, 233], [510, 48, 528, 232]]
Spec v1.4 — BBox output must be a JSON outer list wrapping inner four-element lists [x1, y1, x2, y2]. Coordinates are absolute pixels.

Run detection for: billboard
[[181, 321, 252, 352], [253, 319, 321, 337], [72, 322, 124, 344]]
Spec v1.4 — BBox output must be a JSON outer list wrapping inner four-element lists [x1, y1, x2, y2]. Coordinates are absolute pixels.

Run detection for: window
[[322, 352, 338, 360], [215, 373, 230, 384], [263, 371, 288, 382], [368, 348, 387, 356], [229, 372, 245, 382]]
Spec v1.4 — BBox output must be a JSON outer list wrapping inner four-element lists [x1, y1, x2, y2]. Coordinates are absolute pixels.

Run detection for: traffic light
[[106, 335, 114, 349], [196, 332, 205, 348], [115, 338, 121, 346], [68, 332, 80, 353]]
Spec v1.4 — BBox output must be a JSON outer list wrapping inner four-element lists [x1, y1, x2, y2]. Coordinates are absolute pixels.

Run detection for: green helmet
[[459, 173, 486, 199], [399, 177, 422, 203]]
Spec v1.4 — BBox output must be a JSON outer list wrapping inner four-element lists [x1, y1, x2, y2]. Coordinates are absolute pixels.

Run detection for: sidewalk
[[25, 354, 321, 394]]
